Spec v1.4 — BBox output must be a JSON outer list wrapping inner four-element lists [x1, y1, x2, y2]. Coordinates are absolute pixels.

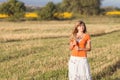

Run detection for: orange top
[[70, 34, 91, 57]]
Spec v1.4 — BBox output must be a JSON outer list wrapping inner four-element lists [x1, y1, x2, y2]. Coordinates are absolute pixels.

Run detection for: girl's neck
[[77, 31, 84, 35]]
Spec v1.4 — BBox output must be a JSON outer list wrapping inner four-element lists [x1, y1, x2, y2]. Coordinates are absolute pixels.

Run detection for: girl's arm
[[77, 40, 91, 51], [69, 40, 77, 50]]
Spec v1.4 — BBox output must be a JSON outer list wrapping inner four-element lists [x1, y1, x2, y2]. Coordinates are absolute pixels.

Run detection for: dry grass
[[0, 17, 120, 80], [0, 19, 120, 42]]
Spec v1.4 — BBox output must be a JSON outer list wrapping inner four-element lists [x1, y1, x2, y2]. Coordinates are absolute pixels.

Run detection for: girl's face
[[77, 24, 84, 32]]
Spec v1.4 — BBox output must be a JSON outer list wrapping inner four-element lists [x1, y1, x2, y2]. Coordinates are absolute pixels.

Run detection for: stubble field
[[0, 17, 120, 80]]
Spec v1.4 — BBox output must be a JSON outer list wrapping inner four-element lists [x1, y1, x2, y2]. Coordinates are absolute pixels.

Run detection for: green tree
[[60, 0, 71, 11], [0, 0, 26, 20], [60, 0, 101, 15], [38, 2, 56, 20]]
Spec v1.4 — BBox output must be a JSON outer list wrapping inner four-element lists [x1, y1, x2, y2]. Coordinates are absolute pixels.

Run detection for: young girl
[[69, 21, 92, 80]]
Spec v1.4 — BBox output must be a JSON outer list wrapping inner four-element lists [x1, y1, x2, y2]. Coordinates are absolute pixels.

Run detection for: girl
[[69, 21, 92, 80]]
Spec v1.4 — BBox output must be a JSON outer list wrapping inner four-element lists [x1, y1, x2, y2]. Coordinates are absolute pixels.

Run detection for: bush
[[54, 12, 73, 20], [0, 0, 26, 21], [0, 14, 9, 18], [38, 2, 56, 20], [106, 11, 120, 16]]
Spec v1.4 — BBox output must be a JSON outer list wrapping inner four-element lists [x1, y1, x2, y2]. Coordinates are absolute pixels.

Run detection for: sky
[[0, 0, 120, 8], [101, 0, 120, 8]]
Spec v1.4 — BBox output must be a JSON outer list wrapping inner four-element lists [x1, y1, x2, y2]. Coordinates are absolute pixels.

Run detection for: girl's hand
[[78, 48, 84, 51], [75, 46, 79, 51], [69, 39, 77, 50], [75, 46, 84, 51], [72, 40, 77, 46]]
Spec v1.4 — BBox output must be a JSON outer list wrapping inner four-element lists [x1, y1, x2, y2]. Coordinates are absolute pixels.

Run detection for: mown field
[[0, 17, 120, 80]]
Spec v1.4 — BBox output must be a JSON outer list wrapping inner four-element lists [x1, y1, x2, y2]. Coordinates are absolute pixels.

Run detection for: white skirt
[[68, 56, 92, 80]]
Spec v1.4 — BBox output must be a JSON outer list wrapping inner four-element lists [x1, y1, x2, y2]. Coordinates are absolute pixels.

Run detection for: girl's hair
[[70, 20, 87, 40]]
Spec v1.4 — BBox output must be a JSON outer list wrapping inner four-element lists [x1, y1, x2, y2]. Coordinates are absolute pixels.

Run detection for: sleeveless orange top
[[70, 34, 91, 57]]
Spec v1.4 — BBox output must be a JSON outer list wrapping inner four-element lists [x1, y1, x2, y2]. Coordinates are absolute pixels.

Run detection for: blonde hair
[[70, 20, 87, 41]]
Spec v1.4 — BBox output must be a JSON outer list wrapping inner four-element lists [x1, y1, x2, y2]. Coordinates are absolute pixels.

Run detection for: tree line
[[57, 0, 101, 15], [0, 0, 102, 21]]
